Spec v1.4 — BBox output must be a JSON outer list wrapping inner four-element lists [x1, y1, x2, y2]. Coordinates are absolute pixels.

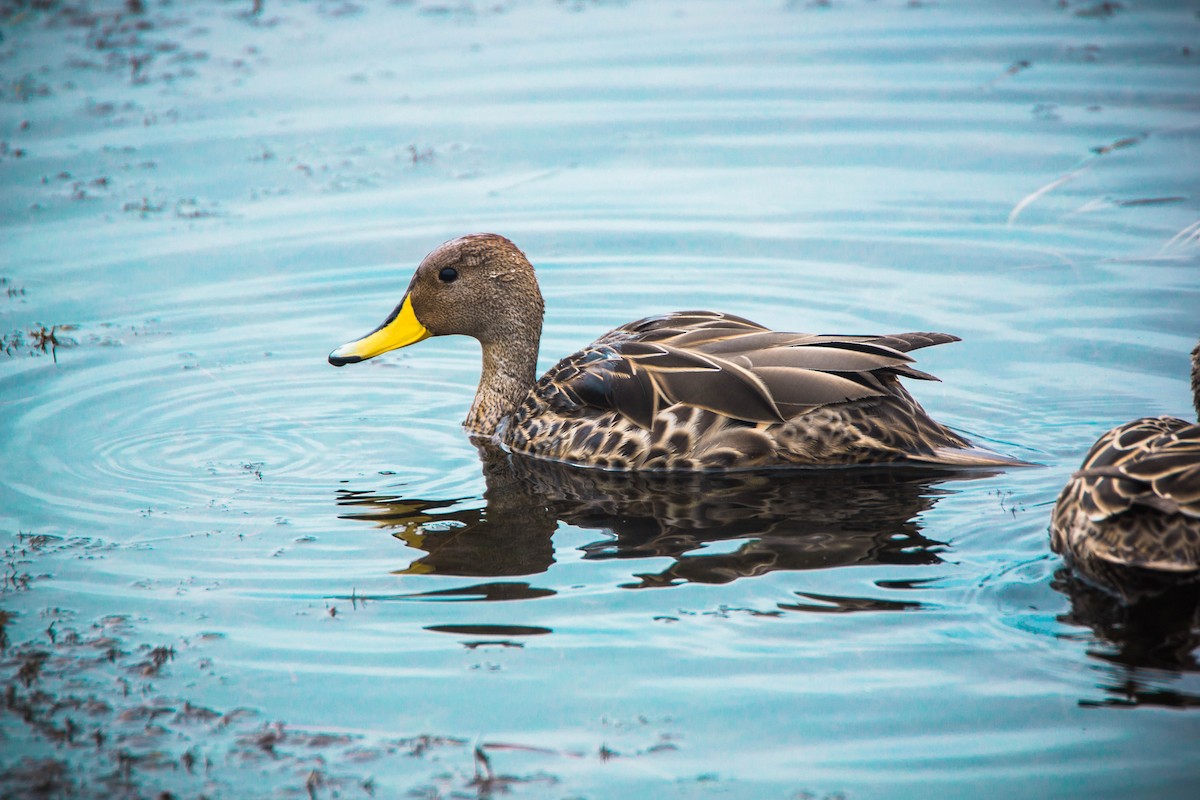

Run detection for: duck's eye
[[439, 267, 458, 283]]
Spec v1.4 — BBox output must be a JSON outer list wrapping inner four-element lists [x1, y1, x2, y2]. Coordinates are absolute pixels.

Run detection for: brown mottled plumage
[[330, 234, 1026, 471], [1051, 341, 1200, 599]]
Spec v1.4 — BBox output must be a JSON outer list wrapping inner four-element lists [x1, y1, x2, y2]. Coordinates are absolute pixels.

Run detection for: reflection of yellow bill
[[328, 294, 430, 366]]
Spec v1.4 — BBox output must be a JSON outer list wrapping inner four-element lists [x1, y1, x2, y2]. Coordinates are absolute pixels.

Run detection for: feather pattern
[[505, 310, 1018, 471], [1051, 341, 1200, 599]]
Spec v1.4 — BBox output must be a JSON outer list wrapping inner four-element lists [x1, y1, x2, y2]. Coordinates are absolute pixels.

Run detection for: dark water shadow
[[337, 444, 996, 607], [547, 462, 959, 592], [337, 446, 562, 579], [1053, 569, 1200, 709]]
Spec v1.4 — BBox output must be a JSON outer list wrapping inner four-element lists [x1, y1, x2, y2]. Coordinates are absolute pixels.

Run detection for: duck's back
[[503, 311, 1015, 471], [1052, 416, 1200, 581]]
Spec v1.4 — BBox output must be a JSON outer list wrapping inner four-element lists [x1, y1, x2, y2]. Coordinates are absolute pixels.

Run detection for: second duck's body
[[330, 234, 1023, 472], [1051, 342, 1200, 598]]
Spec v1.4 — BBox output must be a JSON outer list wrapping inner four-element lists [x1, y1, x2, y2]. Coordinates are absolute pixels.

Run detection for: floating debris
[[407, 144, 435, 164], [1009, 132, 1150, 224], [1074, 1, 1123, 19], [1115, 196, 1186, 207], [1, 277, 26, 299], [2, 324, 78, 363], [983, 58, 1032, 89], [1091, 132, 1145, 155], [0, 141, 27, 159], [122, 197, 166, 215]]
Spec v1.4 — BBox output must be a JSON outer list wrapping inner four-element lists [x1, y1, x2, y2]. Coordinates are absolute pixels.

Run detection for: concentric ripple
[[0, 267, 485, 535]]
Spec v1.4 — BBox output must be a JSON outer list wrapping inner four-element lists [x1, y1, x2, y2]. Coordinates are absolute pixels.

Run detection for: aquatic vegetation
[[1, 324, 77, 361]]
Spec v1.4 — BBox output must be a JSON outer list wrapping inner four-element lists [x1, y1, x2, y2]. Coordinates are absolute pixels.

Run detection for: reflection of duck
[[329, 234, 1026, 470], [1051, 342, 1200, 601], [338, 442, 993, 595], [337, 449, 559, 577], [1053, 568, 1200, 709]]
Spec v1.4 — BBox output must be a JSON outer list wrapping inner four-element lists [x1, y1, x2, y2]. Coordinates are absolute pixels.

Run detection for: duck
[[1051, 340, 1200, 598], [329, 233, 1026, 472]]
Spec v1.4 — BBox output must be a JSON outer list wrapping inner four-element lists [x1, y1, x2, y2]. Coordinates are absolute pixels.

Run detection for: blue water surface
[[2, 1, 1199, 797]]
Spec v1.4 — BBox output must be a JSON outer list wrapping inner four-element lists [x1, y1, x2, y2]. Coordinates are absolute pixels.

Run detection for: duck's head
[[328, 233, 545, 367]]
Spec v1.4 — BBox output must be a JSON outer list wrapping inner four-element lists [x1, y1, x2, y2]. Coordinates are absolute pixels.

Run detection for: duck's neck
[[464, 331, 541, 438]]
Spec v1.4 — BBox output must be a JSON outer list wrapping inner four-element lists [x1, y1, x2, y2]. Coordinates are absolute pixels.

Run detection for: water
[[2, 0, 1199, 797]]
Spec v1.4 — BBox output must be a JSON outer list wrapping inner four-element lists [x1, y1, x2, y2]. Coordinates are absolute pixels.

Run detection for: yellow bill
[[328, 294, 431, 366]]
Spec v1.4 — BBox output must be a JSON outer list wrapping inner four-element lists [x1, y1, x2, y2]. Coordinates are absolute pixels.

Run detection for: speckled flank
[[508, 391, 978, 471]]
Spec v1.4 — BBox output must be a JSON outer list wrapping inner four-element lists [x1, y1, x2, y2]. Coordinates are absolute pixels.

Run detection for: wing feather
[[1073, 418, 1200, 522], [629, 343, 784, 424], [549, 311, 962, 431], [864, 332, 961, 353]]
